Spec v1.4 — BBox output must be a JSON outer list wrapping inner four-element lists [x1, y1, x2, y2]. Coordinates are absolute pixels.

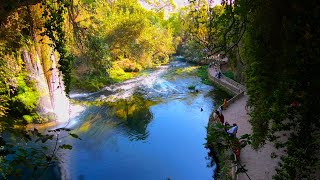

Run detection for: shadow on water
[[67, 94, 156, 142]]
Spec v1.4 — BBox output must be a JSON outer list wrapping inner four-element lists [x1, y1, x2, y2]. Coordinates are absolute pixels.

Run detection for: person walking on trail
[[218, 113, 224, 124], [224, 122, 231, 132], [227, 123, 238, 137], [214, 110, 220, 122], [223, 99, 227, 110]]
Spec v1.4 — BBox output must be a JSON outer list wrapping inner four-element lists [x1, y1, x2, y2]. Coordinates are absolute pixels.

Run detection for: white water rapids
[[69, 61, 204, 102]]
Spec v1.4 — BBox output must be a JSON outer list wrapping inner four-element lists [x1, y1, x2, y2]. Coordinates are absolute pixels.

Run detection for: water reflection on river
[[55, 61, 230, 180]]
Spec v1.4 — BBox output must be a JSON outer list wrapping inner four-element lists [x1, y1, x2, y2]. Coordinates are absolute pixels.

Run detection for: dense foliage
[[41, 0, 74, 95], [0, 16, 77, 174], [242, 0, 320, 178]]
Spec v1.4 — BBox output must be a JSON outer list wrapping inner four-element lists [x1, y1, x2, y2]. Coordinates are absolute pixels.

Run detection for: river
[[51, 60, 229, 180]]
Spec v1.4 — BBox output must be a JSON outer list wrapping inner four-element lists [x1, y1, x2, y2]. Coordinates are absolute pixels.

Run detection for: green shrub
[[222, 71, 235, 80], [196, 66, 213, 85], [71, 74, 112, 91], [108, 64, 137, 83], [116, 59, 142, 72], [9, 73, 39, 116], [176, 66, 198, 75], [23, 115, 33, 123], [22, 113, 45, 123], [188, 85, 196, 90]]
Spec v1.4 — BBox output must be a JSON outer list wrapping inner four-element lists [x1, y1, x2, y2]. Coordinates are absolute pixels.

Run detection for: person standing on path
[[218, 113, 225, 124], [214, 110, 220, 122], [227, 123, 238, 137], [223, 99, 227, 110]]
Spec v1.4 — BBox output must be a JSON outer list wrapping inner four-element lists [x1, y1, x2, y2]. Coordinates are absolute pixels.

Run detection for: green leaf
[[59, 144, 72, 150], [69, 133, 81, 140], [40, 135, 54, 143], [46, 156, 52, 162]]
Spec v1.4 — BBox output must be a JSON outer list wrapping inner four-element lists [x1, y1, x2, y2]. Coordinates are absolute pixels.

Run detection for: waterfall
[[49, 53, 70, 122], [22, 46, 71, 123]]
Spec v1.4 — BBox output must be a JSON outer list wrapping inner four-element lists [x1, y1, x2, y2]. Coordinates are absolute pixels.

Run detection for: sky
[[174, 0, 222, 7], [140, 0, 222, 11]]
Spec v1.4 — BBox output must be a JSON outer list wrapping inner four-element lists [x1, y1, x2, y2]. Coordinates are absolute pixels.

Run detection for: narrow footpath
[[223, 96, 282, 180], [208, 67, 282, 180]]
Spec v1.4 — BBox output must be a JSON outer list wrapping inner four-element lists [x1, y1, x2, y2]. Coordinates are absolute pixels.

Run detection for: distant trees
[[70, 0, 178, 90], [178, 0, 250, 82]]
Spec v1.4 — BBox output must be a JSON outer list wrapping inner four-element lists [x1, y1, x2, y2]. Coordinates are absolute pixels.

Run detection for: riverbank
[[207, 65, 283, 180]]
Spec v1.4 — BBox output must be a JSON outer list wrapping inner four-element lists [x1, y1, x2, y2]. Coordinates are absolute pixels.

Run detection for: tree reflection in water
[[106, 95, 156, 141]]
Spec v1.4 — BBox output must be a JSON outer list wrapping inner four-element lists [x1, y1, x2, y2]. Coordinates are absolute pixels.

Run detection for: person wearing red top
[[218, 113, 224, 124]]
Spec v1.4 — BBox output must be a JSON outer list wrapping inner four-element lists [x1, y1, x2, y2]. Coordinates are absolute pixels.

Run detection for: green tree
[[70, 0, 177, 90], [188, 0, 320, 179], [0, 1, 79, 178]]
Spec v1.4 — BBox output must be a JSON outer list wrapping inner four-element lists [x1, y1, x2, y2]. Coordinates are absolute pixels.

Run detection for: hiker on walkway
[[227, 123, 238, 137], [218, 112, 224, 124], [224, 122, 231, 132], [223, 99, 227, 110], [214, 71, 218, 78], [232, 139, 241, 160], [214, 110, 220, 122]]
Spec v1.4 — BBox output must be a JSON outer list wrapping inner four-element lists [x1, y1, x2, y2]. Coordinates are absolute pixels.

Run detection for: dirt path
[[222, 95, 283, 180]]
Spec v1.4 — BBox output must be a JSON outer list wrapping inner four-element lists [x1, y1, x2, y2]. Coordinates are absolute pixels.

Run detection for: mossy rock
[[42, 112, 57, 122]]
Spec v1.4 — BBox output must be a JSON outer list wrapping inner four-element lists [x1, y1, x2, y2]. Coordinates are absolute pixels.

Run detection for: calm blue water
[[56, 62, 219, 180]]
